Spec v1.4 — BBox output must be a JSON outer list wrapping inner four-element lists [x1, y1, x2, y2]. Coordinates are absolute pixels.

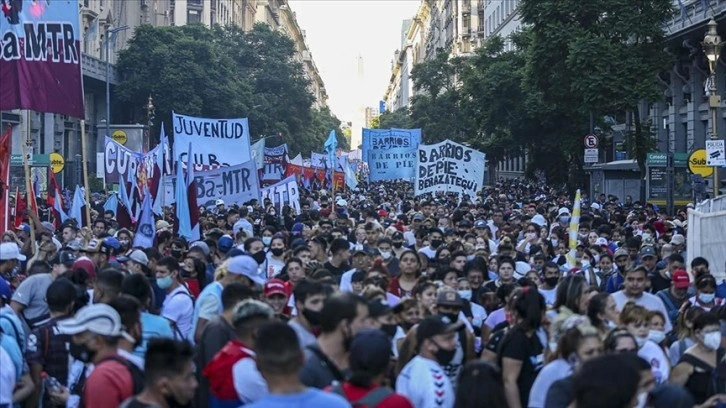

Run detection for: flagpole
[[80, 120, 92, 227], [21, 110, 36, 251], [161, 132, 166, 209]]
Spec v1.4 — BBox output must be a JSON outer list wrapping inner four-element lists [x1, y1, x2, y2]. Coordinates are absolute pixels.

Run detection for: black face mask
[[252, 250, 267, 265], [270, 248, 285, 257], [431, 339, 456, 366], [440, 313, 459, 323], [381, 324, 398, 338], [302, 308, 322, 326], [170, 250, 183, 259], [430, 239, 443, 249], [164, 392, 193, 408], [544, 277, 560, 287], [69, 341, 96, 363], [392, 241, 403, 249]]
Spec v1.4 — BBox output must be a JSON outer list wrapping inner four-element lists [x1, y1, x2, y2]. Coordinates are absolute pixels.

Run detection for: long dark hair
[[454, 361, 507, 408], [510, 285, 546, 331]]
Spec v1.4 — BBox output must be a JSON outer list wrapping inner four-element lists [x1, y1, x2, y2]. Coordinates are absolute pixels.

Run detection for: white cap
[[57, 304, 134, 342], [590, 203, 601, 210], [557, 207, 571, 216], [336, 199, 348, 207], [228, 255, 265, 286], [0, 243, 26, 261], [595, 237, 609, 246], [531, 214, 547, 227], [216, 199, 225, 206], [118, 249, 149, 266]]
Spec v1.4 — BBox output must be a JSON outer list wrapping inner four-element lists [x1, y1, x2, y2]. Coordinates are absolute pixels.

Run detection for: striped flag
[[565, 189, 582, 268]]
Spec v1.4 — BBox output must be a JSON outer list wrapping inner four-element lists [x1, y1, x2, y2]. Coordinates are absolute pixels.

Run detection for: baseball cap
[[368, 299, 392, 318], [670, 234, 685, 246], [672, 269, 690, 289], [80, 238, 110, 254], [57, 304, 133, 341], [436, 290, 464, 308], [228, 254, 265, 286], [557, 207, 570, 216], [216, 199, 225, 206], [391, 231, 404, 241], [190, 241, 210, 256], [531, 214, 547, 227], [613, 248, 629, 260], [412, 213, 425, 221], [0, 243, 26, 261], [155, 220, 172, 232], [590, 203, 601, 210], [595, 237, 609, 247], [416, 315, 463, 345], [291, 222, 304, 236], [349, 329, 393, 374], [336, 198, 348, 207], [50, 250, 76, 267], [72, 256, 97, 279], [639, 246, 657, 259], [41, 221, 55, 233], [15, 223, 30, 234], [264, 279, 288, 297], [474, 220, 487, 228], [117, 249, 149, 266], [218, 235, 234, 253]]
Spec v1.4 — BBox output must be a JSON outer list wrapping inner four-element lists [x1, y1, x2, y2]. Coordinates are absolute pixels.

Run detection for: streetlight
[[703, 18, 723, 197], [105, 25, 129, 139], [145, 95, 155, 151]]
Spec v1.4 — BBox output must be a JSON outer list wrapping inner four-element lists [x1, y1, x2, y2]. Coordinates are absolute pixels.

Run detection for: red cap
[[672, 269, 690, 289], [264, 279, 288, 297]]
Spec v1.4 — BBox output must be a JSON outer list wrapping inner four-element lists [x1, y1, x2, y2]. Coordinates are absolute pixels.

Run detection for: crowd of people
[[0, 179, 722, 408]]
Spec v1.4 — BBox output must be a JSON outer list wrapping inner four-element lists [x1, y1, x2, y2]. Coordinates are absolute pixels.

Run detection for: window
[[187, 9, 201, 23]]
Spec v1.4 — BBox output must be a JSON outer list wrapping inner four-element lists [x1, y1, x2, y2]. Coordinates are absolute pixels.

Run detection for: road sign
[[706, 140, 726, 166], [584, 148, 599, 163], [688, 149, 714, 178], [111, 129, 127, 145], [584, 134, 599, 148], [49, 153, 65, 173]]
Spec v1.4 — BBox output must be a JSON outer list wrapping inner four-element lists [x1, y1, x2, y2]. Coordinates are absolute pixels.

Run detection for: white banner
[[172, 112, 251, 167], [415, 139, 486, 198], [260, 175, 300, 215], [164, 160, 260, 208]]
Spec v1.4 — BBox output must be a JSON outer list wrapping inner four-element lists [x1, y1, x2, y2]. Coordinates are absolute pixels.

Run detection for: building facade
[[1, 0, 326, 190]]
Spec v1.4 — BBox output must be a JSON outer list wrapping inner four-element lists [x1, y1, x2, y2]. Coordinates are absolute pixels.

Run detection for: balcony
[[82, 53, 119, 84], [665, 0, 726, 36]]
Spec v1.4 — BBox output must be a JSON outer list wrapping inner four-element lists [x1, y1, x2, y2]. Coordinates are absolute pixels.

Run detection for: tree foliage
[[116, 23, 342, 156], [387, 0, 673, 189]]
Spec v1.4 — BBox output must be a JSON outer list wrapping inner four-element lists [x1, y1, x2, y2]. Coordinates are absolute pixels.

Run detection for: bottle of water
[[41, 372, 62, 394]]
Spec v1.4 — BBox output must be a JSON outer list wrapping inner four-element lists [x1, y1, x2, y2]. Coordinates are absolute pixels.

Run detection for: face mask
[[635, 336, 647, 348], [581, 260, 591, 269], [170, 250, 183, 259], [392, 241, 403, 249], [440, 312, 459, 323], [648, 329, 666, 344], [119, 239, 129, 249], [592, 254, 600, 263], [550, 238, 559, 247], [559, 216, 570, 224], [302, 308, 322, 326], [156, 275, 174, 290], [704, 332, 722, 350], [380, 251, 393, 260], [251, 250, 266, 265], [635, 391, 648, 408], [642, 233, 652, 241], [432, 340, 456, 366], [544, 277, 560, 287], [269, 211, 277, 217], [163, 392, 193, 408], [381, 324, 397, 338], [699, 293, 716, 304], [458, 290, 472, 301], [262, 237, 272, 246], [578, 233, 588, 240], [605, 320, 618, 329], [270, 247, 284, 257], [430, 239, 443, 249], [70, 340, 96, 363]]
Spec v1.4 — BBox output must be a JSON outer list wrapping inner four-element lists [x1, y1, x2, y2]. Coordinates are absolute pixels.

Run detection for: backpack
[[168, 290, 195, 340], [79, 355, 144, 408], [329, 383, 394, 408]]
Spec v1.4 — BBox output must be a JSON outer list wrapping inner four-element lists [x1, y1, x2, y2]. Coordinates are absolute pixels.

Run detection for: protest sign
[[286, 164, 344, 191], [104, 137, 166, 194], [172, 112, 251, 168], [310, 152, 346, 172], [260, 176, 300, 214], [0, 1, 84, 117], [415, 140, 486, 198], [362, 128, 421, 182], [164, 160, 260, 208], [262, 144, 288, 185]]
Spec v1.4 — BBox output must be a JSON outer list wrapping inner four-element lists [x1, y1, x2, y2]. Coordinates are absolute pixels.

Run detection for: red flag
[[14, 188, 26, 229], [0, 126, 10, 235], [47, 171, 62, 228]]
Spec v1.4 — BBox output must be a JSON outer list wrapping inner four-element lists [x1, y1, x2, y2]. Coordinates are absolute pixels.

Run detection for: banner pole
[[21, 111, 36, 252], [80, 120, 92, 227]]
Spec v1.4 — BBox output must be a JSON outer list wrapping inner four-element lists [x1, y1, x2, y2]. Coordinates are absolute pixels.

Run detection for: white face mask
[[648, 329, 666, 344], [551, 238, 559, 247], [457, 290, 472, 301], [642, 233, 652, 241], [635, 336, 647, 348], [704, 332, 722, 350], [380, 250, 392, 260], [262, 237, 272, 246]]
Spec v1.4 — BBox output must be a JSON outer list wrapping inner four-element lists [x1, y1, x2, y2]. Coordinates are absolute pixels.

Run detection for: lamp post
[[703, 18, 723, 197], [105, 25, 129, 139], [145, 95, 155, 152]]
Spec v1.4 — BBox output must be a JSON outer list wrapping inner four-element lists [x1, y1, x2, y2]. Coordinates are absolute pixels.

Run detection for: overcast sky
[[288, 0, 420, 145]]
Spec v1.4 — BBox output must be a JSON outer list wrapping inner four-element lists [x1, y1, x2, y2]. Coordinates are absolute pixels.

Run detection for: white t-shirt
[[232, 348, 268, 404], [538, 287, 557, 307], [612, 290, 673, 333], [161, 285, 194, 340], [638, 340, 671, 385], [396, 356, 455, 408], [528, 359, 572, 408], [0, 346, 15, 404]]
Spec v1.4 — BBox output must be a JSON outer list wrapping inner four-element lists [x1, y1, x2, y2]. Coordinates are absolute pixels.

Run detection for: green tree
[[116, 23, 330, 156], [519, 0, 674, 188], [297, 105, 347, 154], [376, 109, 413, 129]]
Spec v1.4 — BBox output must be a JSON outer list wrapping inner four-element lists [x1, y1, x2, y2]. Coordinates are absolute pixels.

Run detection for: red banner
[[286, 164, 344, 191], [0, 127, 10, 234]]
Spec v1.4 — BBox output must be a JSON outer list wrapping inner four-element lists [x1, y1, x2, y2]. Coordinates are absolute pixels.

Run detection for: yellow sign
[[111, 130, 127, 145], [688, 148, 714, 178], [49, 152, 65, 173]]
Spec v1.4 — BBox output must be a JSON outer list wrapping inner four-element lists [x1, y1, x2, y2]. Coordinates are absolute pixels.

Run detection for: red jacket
[[202, 340, 253, 400]]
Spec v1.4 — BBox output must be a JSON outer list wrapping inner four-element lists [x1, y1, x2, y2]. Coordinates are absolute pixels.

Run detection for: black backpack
[[79, 355, 145, 408]]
